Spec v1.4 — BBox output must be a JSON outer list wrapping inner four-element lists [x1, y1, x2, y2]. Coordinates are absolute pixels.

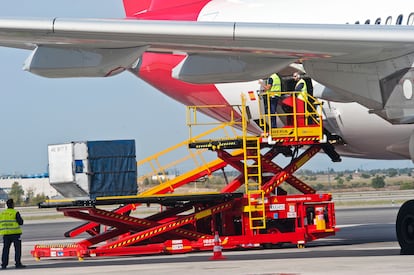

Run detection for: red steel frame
[[31, 143, 338, 260]]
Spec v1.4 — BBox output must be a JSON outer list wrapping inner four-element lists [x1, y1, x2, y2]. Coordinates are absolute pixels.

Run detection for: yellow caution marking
[[195, 209, 212, 220], [295, 154, 310, 169]]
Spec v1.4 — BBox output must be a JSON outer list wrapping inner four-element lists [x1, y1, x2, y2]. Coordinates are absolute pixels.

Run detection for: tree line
[[6, 182, 48, 206]]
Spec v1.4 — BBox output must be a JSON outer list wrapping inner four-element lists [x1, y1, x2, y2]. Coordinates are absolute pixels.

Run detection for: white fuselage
[[199, 0, 411, 25], [193, 0, 414, 160], [210, 79, 413, 159]]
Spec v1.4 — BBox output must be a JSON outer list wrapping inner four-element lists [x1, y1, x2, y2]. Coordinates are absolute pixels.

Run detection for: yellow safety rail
[[258, 91, 323, 142], [186, 104, 243, 142], [138, 119, 241, 191]]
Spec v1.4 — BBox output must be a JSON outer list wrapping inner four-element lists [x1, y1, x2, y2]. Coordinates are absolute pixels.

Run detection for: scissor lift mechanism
[[32, 92, 340, 260]]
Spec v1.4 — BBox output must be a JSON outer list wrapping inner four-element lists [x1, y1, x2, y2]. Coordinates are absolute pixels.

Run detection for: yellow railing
[[138, 116, 240, 187], [258, 91, 323, 141], [186, 104, 242, 142]]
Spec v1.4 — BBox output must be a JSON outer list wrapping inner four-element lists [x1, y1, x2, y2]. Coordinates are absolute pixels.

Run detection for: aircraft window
[[407, 13, 414, 25], [375, 18, 381, 24], [396, 14, 403, 25], [385, 16, 392, 25], [364, 19, 370, 24]]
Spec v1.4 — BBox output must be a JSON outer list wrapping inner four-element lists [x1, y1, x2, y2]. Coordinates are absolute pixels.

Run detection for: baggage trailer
[[32, 92, 340, 260]]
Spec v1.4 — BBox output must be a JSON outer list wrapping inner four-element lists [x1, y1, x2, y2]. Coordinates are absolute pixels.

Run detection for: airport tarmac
[[9, 240, 412, 274], [0, 206, 411, 274]]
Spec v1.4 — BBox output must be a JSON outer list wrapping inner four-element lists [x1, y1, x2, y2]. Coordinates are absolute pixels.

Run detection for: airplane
[[0, 0, 414, 254]]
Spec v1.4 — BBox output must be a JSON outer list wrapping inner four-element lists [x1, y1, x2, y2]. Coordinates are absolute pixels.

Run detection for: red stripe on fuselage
[[137, 52, 233, 122], [127, 1, 239, 123], [125, 0, 212, 20]]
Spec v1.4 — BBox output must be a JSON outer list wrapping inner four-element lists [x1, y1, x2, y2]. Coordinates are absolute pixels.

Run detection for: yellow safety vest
[[0, 208, 22, 235], [295, 79, 308, 102], [268, 73, 282, 97]]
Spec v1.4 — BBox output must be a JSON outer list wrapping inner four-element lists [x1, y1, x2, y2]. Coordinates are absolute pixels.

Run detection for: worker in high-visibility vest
[[293, 72, 308, 101], [264, 73, 282, 128], [0, 199, 25, 269], [293, 72, 308, 126]]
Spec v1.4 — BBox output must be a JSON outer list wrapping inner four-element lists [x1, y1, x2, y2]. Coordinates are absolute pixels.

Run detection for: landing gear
[[396, 200, 414, 254]]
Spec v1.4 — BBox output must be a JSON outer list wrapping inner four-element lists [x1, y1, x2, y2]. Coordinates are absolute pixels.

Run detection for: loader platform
[[32, 92, 340, 260]]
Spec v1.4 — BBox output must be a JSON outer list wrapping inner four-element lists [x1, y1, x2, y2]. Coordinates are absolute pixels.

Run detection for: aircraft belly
[[328, 102, 413, 159]]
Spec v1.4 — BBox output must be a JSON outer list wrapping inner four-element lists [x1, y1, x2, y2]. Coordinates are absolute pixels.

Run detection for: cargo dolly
[[32, 92, 340, 260]]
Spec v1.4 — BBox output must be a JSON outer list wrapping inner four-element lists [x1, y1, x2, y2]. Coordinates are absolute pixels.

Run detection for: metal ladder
[[241, 95, 266, 230]]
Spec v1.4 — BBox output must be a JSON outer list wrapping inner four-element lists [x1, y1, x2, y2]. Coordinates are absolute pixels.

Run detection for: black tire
[[396, 200, 414, 254]]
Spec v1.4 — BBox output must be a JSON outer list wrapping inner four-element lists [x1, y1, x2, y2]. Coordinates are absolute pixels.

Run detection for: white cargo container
[[48, 142, 91, 198], [48, 140, 137, 199]]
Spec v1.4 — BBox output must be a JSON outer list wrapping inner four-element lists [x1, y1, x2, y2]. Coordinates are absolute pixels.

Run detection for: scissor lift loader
[[32, 92, 340, 260]]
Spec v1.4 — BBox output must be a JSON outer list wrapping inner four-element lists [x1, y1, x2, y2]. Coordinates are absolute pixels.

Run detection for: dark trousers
[[2, 234, 22, 267], [264, 96, 280, 128]]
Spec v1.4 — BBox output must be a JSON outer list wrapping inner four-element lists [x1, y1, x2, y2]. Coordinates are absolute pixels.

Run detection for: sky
[[0, 0, 412, 176]]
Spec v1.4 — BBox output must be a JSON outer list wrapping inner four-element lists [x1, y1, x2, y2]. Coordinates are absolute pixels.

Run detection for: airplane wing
[[1, 18, 414, 123], [1, 18, 411, 62]]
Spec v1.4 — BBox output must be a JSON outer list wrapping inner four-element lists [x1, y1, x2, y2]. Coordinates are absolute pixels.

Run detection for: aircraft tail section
[[123, 0, 212, 19]]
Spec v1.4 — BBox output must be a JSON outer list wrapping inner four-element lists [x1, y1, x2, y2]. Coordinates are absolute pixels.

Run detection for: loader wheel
[[396, 200, 414, 254]]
